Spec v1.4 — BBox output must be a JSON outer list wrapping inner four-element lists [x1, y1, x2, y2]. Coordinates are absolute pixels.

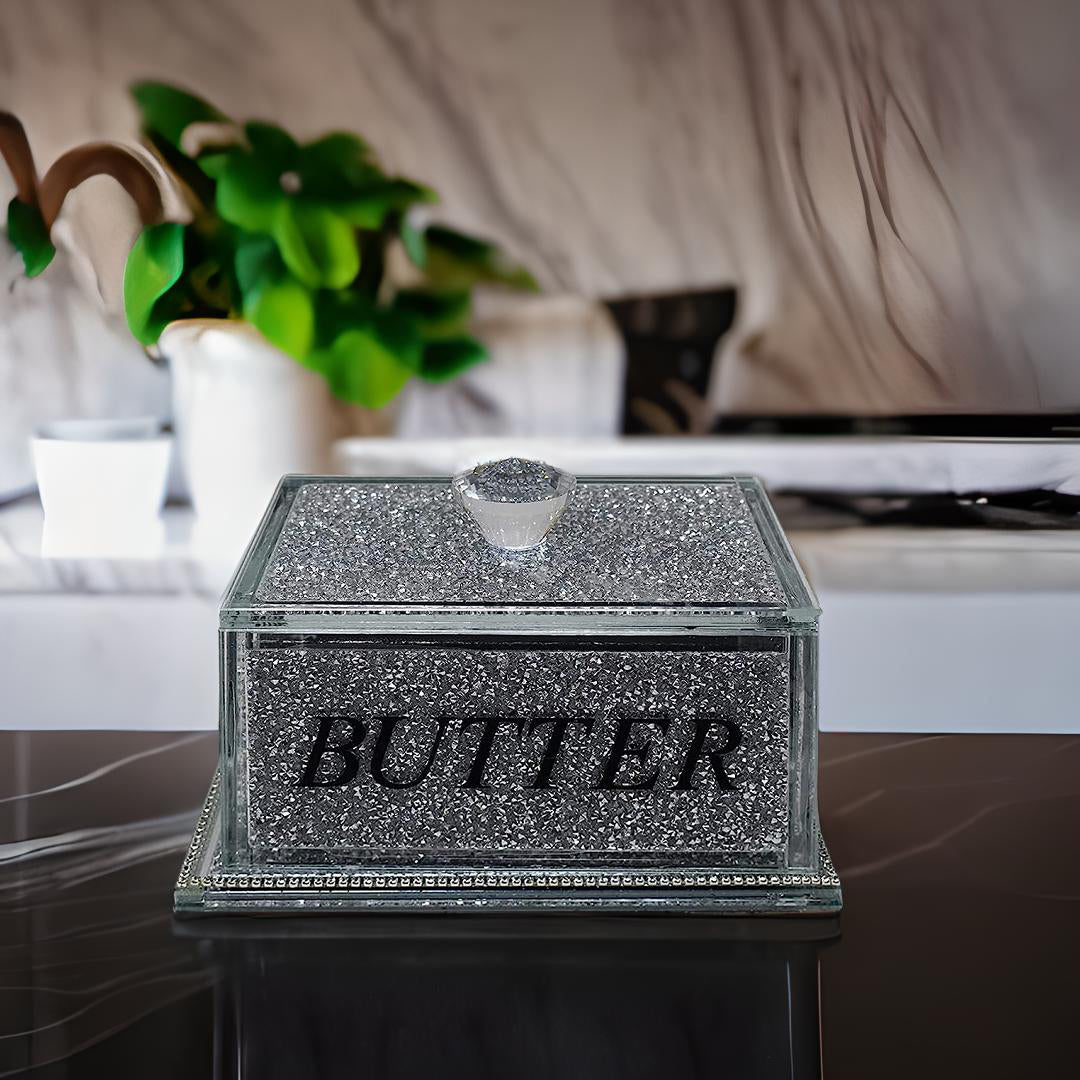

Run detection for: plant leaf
[[392, 288, 470, 338], [234, 233, 281, 295], [244, 122, 298, 170], [308, 327, 413, 408], [335, 178, 437, 229], [386, 177, 438, 206], [232, 232, 313, 358], [216, 152, 285, 232], [312, 289, 375, 348], [130, 82, 226, 149], [424, 225, 538, 291], [372, 305, 423, 372], [6, 198, 55, 277], [426, 226, 499, 258], [298, 132, 377, 191], [306, 296, 421, 406], [333, 193, 392, 230], [197, 150, 233, 179], [418, 336, 487, 382], [272, 201, 359, 289], [244, 274, 314, 360], [123, 222, 186, 344]]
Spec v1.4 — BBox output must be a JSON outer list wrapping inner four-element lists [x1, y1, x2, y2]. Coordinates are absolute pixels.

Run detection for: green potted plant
[[121, 82, 536, 539]]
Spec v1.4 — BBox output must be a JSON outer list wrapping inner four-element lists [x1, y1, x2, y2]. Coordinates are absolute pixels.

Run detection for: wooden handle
[[38, 142, 164, 228]]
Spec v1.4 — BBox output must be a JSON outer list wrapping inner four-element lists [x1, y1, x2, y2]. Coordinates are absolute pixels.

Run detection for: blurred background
[[1, 0, 1078, 734]]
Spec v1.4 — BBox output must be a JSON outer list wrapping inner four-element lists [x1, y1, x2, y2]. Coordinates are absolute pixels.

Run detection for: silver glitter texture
[[242, 645, 790, 866], [255, 480, 785, 606]]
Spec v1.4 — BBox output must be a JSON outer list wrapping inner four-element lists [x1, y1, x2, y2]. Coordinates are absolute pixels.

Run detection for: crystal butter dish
[[175, 463, 841, 914]]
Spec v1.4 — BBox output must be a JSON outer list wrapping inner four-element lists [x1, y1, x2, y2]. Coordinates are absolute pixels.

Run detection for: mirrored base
[[175, 769, 842, 915], [187, 915, 838, 1080]]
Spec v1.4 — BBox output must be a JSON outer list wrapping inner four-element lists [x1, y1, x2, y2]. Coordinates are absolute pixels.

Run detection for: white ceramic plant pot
[[160, 320, 339, 553], [31, 417, 171, 557]]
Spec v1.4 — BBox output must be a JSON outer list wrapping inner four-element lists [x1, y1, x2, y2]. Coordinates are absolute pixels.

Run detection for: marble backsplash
[[1, 0, 1078, 485]]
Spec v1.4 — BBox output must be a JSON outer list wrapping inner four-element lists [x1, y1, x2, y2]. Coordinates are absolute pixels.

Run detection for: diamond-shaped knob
[[452, 457, 576, 551]]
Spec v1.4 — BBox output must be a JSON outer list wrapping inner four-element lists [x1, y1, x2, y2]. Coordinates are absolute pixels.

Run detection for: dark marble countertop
[[2, 730, 1077, 1079]]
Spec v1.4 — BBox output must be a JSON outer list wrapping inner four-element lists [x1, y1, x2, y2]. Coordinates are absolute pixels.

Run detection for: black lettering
[[596, 718, 669, 790], [298, 716, 366, 787], [675, 718, 743, 791], [527, 718, 596, 789], [461, 718, 524, 789], [370, 716, 449, 789]]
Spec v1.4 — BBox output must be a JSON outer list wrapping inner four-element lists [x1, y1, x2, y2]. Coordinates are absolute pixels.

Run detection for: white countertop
[[2, 497, 1078, 734]]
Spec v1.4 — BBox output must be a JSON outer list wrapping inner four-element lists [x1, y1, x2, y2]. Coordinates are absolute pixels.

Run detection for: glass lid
[[222, 465, 818, 631]]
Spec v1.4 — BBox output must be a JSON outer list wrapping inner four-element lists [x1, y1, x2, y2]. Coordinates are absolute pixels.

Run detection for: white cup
[[31, 418, 172, 557]]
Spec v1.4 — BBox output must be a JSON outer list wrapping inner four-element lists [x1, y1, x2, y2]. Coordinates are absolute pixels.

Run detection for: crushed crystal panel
[[242, 645, 790, 864], [256, 480, 785, 606]]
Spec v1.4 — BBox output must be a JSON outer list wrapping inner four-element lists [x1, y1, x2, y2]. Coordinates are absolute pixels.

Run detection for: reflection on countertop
[[1, 730, 1078, 1078]]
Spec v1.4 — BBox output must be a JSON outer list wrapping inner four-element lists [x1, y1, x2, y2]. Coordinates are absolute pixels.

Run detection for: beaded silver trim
[[176, 770, 841, 907]]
